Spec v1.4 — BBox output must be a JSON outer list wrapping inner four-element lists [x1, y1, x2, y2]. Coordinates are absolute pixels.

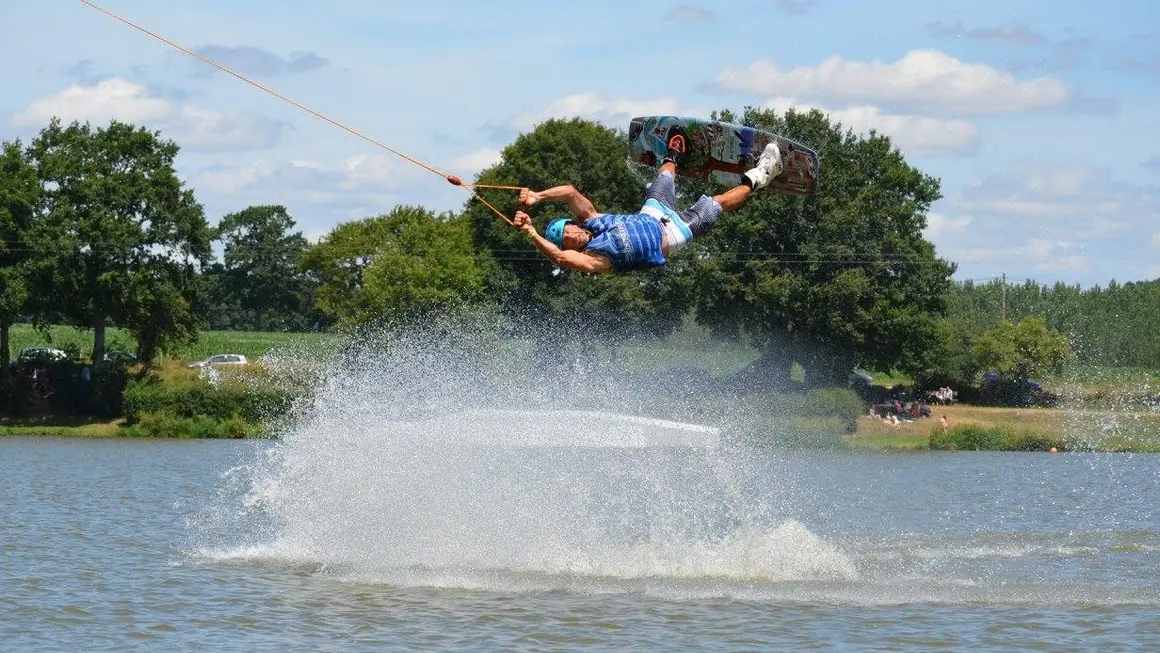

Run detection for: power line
[[1, 242, 960, 265]]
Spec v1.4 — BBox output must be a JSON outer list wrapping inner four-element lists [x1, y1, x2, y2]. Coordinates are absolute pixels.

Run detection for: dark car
[[104, 349, 138, 362], [12, 346, 68, 365], [982, 371, 1041, 393]]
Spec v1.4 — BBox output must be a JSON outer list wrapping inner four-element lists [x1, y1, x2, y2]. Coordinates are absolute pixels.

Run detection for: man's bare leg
[[713, 184, 753, 212]]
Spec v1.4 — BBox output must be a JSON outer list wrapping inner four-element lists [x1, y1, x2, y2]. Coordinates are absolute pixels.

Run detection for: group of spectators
[[869, 386, 957, 428]]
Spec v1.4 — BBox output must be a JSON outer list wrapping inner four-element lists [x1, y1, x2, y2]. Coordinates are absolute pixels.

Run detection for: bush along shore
[[0, 359, 301, 439]]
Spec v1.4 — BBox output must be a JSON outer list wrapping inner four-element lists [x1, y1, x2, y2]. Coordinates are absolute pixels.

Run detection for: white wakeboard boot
[[743, 141, 784, 190]]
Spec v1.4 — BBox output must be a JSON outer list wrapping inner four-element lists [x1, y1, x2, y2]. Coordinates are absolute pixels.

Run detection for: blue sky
[[2, 0, 1157, 287]]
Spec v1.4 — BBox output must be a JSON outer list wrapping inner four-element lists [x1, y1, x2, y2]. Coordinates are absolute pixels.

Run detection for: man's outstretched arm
[[514, 211, 612, 274], [520, 186, 599, 222]]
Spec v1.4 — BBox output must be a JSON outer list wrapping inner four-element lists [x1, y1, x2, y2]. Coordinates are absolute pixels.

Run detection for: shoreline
[[4, 403, 1158, 451]]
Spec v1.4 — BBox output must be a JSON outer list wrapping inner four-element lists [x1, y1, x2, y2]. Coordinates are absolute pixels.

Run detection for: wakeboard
[[627, 115, 820, 196]]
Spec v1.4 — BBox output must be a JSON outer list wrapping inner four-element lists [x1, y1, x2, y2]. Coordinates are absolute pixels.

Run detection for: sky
[[1, 0, 1158, 288]]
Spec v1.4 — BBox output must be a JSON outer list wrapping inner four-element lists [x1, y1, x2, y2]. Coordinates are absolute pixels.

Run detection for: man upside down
[[512, 135, 784, 274]]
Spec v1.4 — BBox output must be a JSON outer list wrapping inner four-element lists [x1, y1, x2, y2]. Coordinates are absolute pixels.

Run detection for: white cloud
[[1024, 168, 1098, 196], [12, 78, 285, 151], [448, 147, 503, 175], [932, 164, 1160, 284], [775, 0, 816, 14], [192, 152, 471, 236], [1026, 239, 1088, 271], [764, 97, 977, 156], [711, 49, 1070, 115], [943, 238, 1088, 272], [195, 153, 418, 198], [954, 166, 1154, 233], [958, 199, 1062, 219], [192, 45, 329, 77], [925, 21, 1047, 46], [13, 78, 173, 126], [923, 212, 973, 238], [508, 92, 707, 133], [171, 106, 284, 151], [196, 161, 279, 195], [663, 4, 714, 21]]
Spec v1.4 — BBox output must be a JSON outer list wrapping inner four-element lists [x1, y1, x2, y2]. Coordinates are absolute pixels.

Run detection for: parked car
[[186, 353, 248, 368], [12, 346, 68, 365], [982, 371, 1042, 393], [104, 349, 138, 362]]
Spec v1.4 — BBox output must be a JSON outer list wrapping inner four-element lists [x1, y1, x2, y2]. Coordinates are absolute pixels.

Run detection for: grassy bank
[[845, 404, 1160, 452], [0, 416, 123, 437], [7, 323, 335, 363], [6, 397, 1159, 450]]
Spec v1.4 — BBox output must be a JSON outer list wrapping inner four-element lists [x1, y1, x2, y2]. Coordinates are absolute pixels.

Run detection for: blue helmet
[[544, 217, 575, 248]]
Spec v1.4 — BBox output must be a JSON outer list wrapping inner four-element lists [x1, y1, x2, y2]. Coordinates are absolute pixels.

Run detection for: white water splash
[[193, 315, 858, 590]]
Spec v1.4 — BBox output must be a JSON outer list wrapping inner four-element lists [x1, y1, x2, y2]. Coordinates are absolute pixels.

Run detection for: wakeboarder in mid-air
[[512, 135, 784, 274]]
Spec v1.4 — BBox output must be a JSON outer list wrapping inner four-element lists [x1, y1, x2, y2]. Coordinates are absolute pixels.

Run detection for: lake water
[[3, 410, 1158, 652]]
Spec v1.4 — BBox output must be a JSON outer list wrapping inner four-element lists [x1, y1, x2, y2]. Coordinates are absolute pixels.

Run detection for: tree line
[[2, 109, 1153, 399], [945, 278, 1160, 369]]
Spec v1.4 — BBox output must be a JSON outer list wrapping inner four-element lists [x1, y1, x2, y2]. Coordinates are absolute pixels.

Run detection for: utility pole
[[1001, 272, 1007, 322]]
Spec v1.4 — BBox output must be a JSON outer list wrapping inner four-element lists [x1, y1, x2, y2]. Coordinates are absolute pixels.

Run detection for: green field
[[7, 321, 760, 374], [7, 323, 337, 364]]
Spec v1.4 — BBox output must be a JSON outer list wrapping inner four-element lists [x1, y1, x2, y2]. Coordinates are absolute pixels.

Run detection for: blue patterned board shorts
[[642, 171, 722, 237]]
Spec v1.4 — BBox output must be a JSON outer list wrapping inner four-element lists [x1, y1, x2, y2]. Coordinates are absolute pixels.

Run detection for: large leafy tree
[[677, 106, 956, 387], [462, 118, 689, 356], [299, 205, 485, 326], [215, 204, 317, 331], [0, 139, 41, 381], [27, 118, 212, 364]]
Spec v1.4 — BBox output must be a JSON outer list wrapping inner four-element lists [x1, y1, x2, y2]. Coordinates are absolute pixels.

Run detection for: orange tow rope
[[74, 0, 517, 225]]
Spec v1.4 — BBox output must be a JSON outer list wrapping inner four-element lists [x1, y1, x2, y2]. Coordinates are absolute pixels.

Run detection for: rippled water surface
[[3, 430, 1158, 652]]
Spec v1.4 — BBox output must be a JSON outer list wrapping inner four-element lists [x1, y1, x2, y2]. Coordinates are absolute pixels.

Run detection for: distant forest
[[945, 278, 1160, 368], [194, 271, 1160, 370]]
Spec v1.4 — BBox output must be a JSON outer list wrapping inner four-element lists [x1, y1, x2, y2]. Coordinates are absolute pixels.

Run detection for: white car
[[186, 353, 249, 368]]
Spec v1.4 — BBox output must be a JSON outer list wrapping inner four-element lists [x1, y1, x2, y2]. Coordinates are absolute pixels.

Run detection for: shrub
[[930, 424, 1063, 451], [797, 388, 865, 433], [119, 410, 259, 438], [121, 375, 294, 424]]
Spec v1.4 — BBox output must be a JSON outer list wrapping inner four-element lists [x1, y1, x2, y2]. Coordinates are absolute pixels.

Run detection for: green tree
[[680, 106, 956, 387], [196, 261, 244, 330], [300, 205, 485, 326], [27, 118, 212, 364], [974, 316, 1075, 380], [0, 139, 41, 383], [462, 118, 689, 359], [359, 207, 485, 322], [216, 204, 317, 331], [914, 317, 986, 389]]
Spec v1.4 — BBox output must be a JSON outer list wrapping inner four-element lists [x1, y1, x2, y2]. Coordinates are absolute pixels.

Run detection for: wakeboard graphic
[[627, 115, 820, 196]]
